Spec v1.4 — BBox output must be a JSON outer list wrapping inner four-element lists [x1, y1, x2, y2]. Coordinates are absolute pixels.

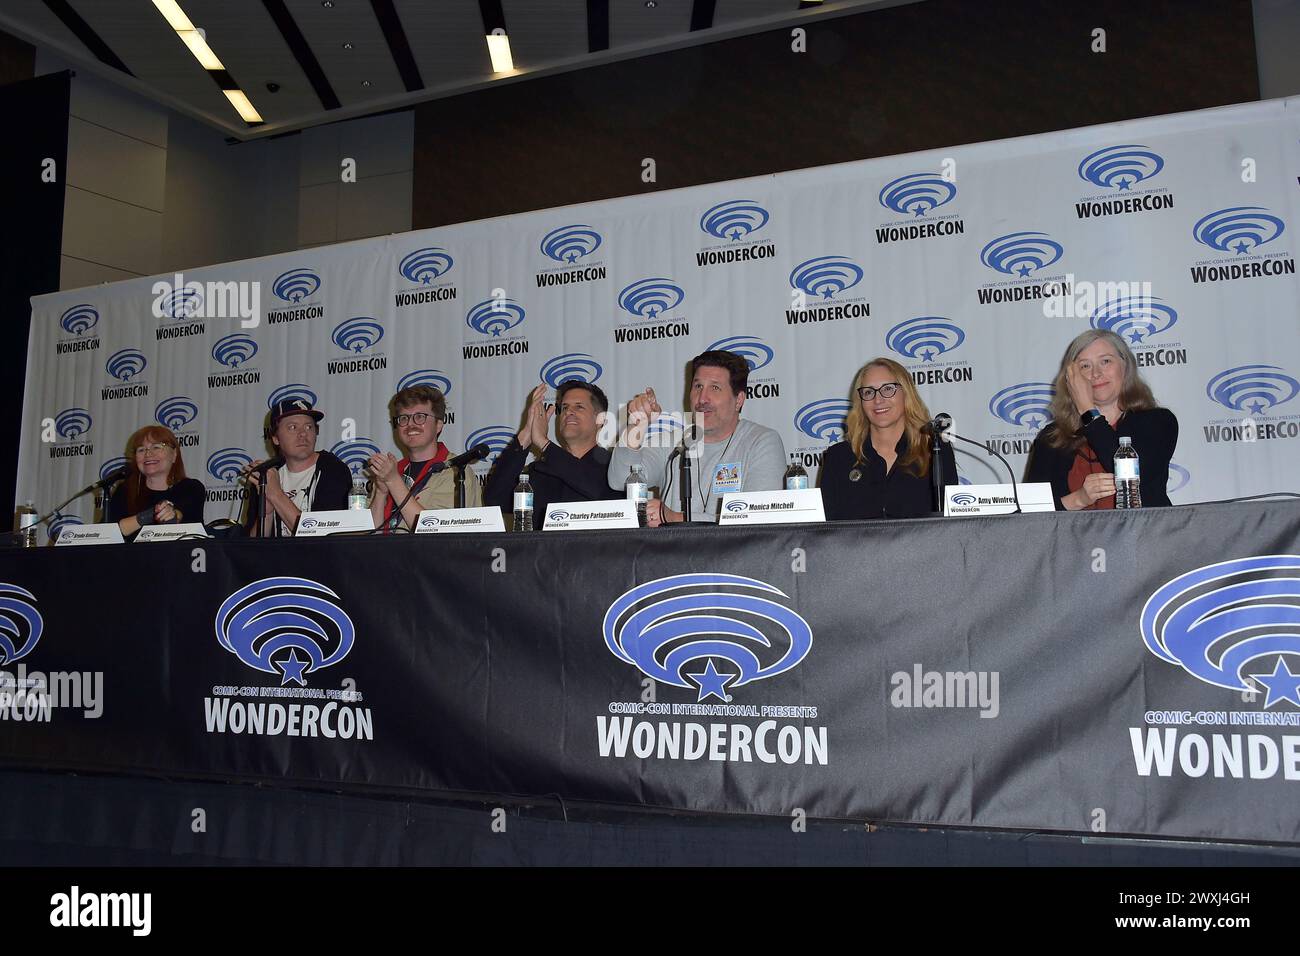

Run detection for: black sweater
[[483, 438, 621, 518], [1023, 407, 1178, 510], [820, 434, 959, 520], [108, 477, 207, 525]]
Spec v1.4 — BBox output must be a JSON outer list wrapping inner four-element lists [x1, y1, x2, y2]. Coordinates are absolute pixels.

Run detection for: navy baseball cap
[[270, 397, 324, 428]]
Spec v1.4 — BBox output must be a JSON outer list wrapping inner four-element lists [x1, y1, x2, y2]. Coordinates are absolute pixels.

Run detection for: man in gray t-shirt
[[609, 350, 786, 524]]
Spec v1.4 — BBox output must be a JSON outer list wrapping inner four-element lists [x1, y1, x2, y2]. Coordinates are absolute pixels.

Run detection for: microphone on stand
[[925, 416, 1023, 515], [666, 423, 698, 523], [92, 464, 130, 521], [925, 413, 953, 514]]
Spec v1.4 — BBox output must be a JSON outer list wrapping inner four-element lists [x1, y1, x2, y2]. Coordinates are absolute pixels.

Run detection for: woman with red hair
[[106, 425, 206, 539]]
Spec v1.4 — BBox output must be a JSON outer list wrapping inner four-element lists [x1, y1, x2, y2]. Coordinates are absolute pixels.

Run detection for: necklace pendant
[[848, 468, 862, 482]]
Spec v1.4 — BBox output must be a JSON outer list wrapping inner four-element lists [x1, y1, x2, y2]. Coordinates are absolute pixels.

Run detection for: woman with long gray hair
[[1025, 329, 1178, 510]]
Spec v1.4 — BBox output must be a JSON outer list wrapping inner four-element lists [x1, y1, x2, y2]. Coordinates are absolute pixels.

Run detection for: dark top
[[820, 434, 959, 520], [241, 449, 353, 534], [1024, 407, 1178, 510], [484, 437, 621, 517], [107, 477, 207, 538]]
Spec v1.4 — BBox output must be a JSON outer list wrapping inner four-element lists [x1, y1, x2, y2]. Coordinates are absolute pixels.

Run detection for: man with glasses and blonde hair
[[366, 384, 481, 532], [819, 357, 957, 520]]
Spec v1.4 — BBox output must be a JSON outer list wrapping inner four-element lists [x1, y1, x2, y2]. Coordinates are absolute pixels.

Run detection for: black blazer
[[483, 437, 621, 517], [820, 433, 958, 520], [1024, 407, 1178, 510]]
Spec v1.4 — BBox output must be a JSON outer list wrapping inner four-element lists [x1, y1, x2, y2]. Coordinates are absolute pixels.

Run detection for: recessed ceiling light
[[486, 32, 513, 72], [342, 42, 353, 50], [645, 1, 657, 7], [321, 1, 334, 7], [223, 89, 263, 124], [361, 80, 371, 87]]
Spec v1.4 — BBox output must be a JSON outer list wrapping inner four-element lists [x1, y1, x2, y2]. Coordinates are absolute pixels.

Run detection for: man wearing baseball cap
[[244, 398, 352, 536]]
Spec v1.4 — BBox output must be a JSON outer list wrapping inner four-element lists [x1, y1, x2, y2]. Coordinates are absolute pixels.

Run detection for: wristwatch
[[1079, 408, 1103, 428]]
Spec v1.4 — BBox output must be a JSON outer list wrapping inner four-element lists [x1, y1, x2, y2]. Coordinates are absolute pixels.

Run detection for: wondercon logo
[[1193, 207, 1285, 255], [1142, 556, 1300, 707], [794, 399, 850, 442], [47, 514, 82, 544], [951, 492, 978, 506], [418, 514, 439, 529], [105, 348, 146, 381], [699, 200, 770, 241], [158, 286, 203, 320], [1077, 144, 1165, 190], [1206, 365, 1300, 415], [988, 382, 1054, 429], [212, 333, 258, 368], [550, 510, 571, 522], [272, 268, 321, 303], [705, 335, 773, 371], [398, 247, 454, 284], [540, 225, 602, 263], [789, 256, 863, 300], [329, 439, 381, 477], [1090, 296, 1178, 344], [0, 584, 43, 666], [1167, 462, 1190, 494], [724, 500, 748, 513], [878, 173, 956, 218], [267, 384, 318, 409], [647, 411, 686, 438], [980, 232, 1063, 277], [207, 448, 253, 484], [397, 369, 452, 395], [331, 317, 384, 353], [100, 457, 127, 482], [60, 304, 98, 336], [215, 577, 355, 687], [54, 408, 92, 440], [541, 353, 602, 387], [466, 297, 526, 336], [617, 278, 684, 319], [886, 317, 965, 362], [603, 573, 813, 702], [155, 396, 198, 430], [465, 426, 514, 464]]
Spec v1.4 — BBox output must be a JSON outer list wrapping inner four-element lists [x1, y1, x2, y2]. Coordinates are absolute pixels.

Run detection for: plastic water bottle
[[14, 501, 37, 548], [347, 478, 369, 511], [513, 474, 534, 532], [1114, 437, 1141, 509], [625, 465, 648, 526], [784, 457, 809, 491]]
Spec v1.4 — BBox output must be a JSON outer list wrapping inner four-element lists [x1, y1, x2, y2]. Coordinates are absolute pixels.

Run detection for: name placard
[[135, 522, 211, 542], [53, 523, 125, 546], [718, 488, 826, 525], [414, 506, 506, 534], [944, 483, 1055, 517], [543, 500, 639, 531], [295, 510, 376, 536]]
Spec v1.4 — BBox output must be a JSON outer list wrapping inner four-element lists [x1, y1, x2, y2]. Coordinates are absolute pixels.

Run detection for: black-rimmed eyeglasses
[[856, 383, 901, 401], [391, 412, 436, 427]]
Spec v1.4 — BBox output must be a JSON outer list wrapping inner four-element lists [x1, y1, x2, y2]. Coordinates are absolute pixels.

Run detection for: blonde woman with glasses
[[820, 357, 957, 520]]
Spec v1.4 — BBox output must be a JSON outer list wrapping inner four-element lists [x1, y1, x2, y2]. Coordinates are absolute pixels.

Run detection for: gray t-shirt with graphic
[[608, 417, 787, 522]]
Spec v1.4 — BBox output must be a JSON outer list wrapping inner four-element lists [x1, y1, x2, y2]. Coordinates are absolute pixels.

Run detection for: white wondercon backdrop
[[20, 96, 1300, 539]]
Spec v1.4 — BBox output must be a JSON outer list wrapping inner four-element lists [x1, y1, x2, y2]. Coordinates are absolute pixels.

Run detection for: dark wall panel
[[414, 0, 1259, 228], [0, 71, 69, 517]]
